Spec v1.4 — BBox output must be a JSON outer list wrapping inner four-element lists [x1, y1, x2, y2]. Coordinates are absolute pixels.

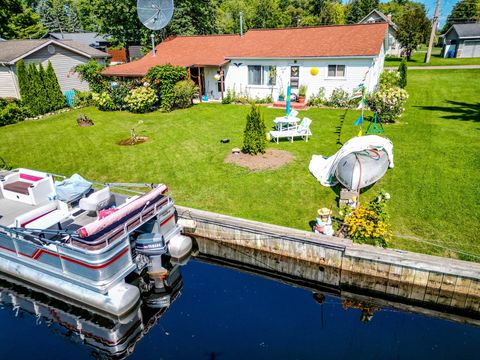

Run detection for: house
[[358, 9, 402, 56], [46, 32, 110, 52], [102, 23, 387, 102], [441, 23, 480, 58], [0, 39, 109, 99]]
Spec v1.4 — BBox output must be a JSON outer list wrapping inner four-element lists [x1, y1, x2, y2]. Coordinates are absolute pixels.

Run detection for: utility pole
[[425, 0, 440, 63]]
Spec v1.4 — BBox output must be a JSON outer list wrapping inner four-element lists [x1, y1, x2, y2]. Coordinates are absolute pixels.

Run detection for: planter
[[278, 96, 285, 101], [298, 97, 305, 104]]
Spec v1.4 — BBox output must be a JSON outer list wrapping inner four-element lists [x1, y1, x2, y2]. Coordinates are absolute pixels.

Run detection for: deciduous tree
[[396, 3, 430, 59]]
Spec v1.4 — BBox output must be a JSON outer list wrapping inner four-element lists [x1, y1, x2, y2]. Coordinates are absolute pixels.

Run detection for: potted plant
[[298, 84, 307, 103], [278, 87, 285, 101]]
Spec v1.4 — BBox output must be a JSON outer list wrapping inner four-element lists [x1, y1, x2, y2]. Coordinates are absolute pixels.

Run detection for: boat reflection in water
[[0, 253, 190, 359]]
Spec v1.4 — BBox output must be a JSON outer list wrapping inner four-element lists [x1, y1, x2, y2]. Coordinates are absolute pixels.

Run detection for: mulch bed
[[225, 149, 294, 171], [117, 136, 149, 146]]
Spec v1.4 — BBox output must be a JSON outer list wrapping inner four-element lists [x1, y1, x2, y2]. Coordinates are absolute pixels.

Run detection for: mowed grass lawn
[[0, 70, 479, 260], [384, 47, 480, 67]]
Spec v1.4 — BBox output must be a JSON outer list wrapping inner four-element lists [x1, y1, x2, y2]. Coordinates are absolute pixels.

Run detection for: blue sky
[[380, 0, 459, 26]]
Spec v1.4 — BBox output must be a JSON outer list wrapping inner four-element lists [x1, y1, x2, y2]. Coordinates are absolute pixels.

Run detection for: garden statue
[[314, 208, 334, 236]]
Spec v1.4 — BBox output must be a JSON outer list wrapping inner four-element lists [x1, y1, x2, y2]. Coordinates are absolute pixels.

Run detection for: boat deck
[[0, 198, 42, 227]]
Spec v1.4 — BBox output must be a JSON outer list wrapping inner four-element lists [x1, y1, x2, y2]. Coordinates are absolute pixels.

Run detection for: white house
[[359, 9, 402, 56], [102, 23, 387, 102], [0, 39, 109, 99]]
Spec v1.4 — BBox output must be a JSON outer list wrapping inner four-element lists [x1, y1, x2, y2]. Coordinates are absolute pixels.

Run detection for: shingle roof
[[0, 39, 109, 64], [102, 23, 387, 77], [358, 9, 398, 31], [450, 23, 480, 38], [47, 32, 110, 46]]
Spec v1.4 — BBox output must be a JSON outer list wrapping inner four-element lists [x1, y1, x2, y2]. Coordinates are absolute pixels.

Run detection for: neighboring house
[[0, 39, 109, 99], [441, 23, 480, 58], [46, 32, 110, 52], [102, 23, 387, 102], [359, 9, 402, 56]]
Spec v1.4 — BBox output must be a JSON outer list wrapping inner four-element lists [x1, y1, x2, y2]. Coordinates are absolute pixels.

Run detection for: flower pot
[[279, 96, 285, 101], [298, 97, 305, 104]]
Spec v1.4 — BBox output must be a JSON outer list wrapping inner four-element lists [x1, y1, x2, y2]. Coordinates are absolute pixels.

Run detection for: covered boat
[[0, 168, 192, 317], [309, 135, 394, 190]]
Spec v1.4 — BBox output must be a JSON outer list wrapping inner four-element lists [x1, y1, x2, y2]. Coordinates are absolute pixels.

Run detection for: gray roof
[[0, 39, 109, 64], [450, 23, 480, 39], [47, 32, 110, 46], [359, 9, 398, 31]]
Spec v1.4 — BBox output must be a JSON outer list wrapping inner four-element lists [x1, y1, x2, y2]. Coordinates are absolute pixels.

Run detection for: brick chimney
[[387, 13, 392, 22]]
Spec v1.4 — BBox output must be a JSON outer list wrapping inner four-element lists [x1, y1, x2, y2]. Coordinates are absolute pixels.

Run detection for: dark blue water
[[0, 260, 478, 360]]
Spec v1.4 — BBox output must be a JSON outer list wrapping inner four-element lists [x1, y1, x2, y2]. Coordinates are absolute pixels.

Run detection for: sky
[[380, 0, 460, 26]]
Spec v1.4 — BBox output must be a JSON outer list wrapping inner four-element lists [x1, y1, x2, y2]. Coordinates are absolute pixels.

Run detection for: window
[[328, 65, 346, 78], [248, 65, 276, 86], [290, 66, 299, 89]]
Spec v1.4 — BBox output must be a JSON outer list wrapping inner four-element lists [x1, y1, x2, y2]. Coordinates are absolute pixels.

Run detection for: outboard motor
[[135, 233, 168, 289]]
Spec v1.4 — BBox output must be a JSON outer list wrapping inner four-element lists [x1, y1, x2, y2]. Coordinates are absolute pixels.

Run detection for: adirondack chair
[[269, 117, 312, 143]]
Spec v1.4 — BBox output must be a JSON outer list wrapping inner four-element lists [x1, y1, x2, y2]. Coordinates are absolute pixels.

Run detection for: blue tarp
[[55, 174, 92, 202]]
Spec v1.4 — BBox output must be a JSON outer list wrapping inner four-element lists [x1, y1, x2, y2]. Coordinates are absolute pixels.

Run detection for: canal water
[[0, 259, 478, 360]]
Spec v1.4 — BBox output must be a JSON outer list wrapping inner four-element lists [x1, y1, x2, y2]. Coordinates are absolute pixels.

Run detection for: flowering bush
[[327, 88, 354, 108], [368, 86, 408, 123], [92, 92, 115, 111], [308, 87, 326, 107], [124, 87, 157, 113], [343, 191, 392, 247], [379, 70, 401, 89]]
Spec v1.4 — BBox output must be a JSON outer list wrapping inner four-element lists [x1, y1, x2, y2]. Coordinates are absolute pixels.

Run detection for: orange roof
[[102, 23, 387, 77]]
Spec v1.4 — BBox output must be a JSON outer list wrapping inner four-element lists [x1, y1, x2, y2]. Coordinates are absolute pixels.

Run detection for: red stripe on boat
[[160, 213, 174, 226], [20, 209, 55, 228]]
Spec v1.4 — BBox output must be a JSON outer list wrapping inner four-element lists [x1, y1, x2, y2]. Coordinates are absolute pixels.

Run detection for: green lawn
[[384, 47, 480, 67], [1, 70, 479, 260]]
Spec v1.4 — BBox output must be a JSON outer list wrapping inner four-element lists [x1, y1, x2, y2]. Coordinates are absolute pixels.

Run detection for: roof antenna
[[240, 11, 243, 37]]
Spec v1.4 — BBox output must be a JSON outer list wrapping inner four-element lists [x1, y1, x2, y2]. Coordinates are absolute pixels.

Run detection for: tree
[[0, 0, 45, 39], [243, 104, 266, 155], [45, 61, 66, 110], [27, 63, 43, 115], [442, 0, 480, 33], [396, 3, 430, 59], [37, 62, 50, 113], [345, 0, 379, 24], [16, 60, 30, 103], [398, 57, 407, 88], [37, 0, 83, 33]]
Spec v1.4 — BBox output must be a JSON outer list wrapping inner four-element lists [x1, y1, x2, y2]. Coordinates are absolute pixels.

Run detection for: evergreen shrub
[[398, 58, 408, 88], [243, 104, 266, 155]]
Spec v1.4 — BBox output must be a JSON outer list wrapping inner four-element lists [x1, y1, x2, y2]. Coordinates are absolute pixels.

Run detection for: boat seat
[[3, 181, 32, 195], [79, 187, 112, 213]]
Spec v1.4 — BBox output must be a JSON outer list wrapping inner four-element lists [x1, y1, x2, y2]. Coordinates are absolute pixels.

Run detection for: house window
[[248, 65, 276, 86], [328, 65, 346, 78], [290, 66, 299, 89]]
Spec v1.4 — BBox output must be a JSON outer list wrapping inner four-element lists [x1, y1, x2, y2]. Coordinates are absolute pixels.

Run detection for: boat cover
[[55, 174, 92, 202], [309, 135, 394, 187]]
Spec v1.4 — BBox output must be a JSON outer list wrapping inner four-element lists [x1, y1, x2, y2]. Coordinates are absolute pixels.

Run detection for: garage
[[462, 40, 480, 58]]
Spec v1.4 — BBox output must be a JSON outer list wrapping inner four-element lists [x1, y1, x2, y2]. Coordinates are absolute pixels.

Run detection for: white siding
[[22, 45, 103, 92], [0, 65, 20, 99], [224, 55, 384, 102]]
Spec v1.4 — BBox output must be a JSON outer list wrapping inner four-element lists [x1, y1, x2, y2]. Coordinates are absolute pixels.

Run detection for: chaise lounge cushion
[[3, 181, 32, 195]]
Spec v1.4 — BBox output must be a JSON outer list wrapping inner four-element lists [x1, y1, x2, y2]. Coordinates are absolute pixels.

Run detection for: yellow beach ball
[[310, 67, 319, 76]]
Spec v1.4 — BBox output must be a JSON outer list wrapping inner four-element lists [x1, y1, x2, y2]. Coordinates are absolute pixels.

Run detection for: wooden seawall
[[177, 206, 480, 319]]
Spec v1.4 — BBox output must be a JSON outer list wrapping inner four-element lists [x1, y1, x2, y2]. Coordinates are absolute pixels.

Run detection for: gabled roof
[[46, 32, 110, 46], [359, 9, 397, 31], [0, 39, 110, 64], [102, 23, 387, 77], [445, 23, 480, 39]]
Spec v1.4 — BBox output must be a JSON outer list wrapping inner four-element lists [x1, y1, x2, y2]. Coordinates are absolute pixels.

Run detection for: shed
[[0, 39, 109, 99], [442, 23, 480, 58]]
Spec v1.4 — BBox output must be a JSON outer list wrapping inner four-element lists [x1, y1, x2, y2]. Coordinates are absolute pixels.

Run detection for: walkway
[[385, 65, 480, 70]]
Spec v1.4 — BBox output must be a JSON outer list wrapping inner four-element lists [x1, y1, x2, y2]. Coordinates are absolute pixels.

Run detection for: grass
[[384, 47, 480, 67], [0, 70, 479, 260]]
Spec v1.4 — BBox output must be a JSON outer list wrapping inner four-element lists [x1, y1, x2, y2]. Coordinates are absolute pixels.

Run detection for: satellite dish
[[137, 0, 174, 31]]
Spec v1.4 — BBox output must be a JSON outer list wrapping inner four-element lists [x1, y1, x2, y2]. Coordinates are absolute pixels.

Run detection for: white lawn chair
[[269, 117, 312, 143]]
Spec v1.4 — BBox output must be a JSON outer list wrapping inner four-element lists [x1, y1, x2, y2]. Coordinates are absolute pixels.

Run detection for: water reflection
[[0, 255, 188, 360]]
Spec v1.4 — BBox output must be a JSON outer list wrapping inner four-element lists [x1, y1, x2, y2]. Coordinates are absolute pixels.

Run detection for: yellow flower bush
[[343, 192, 392, 247]]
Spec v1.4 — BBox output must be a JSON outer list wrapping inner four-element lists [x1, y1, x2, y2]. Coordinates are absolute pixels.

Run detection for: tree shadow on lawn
[[416, 100, 480, 122]]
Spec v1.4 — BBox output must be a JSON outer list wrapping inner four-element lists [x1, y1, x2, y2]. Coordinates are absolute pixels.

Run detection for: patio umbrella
[[286, 84, 291, 115]]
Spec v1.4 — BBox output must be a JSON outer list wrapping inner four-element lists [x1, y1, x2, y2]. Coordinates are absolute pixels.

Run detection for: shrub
[[0, 102, 29, 127], [92, 92, 115, 111], [173, 80, 198, 109], [398, 58, 407, 88], [308, 87, 326, 107], [145, 65, 188, 111], [379, 70, 401, 89], [368, 86, 408, 123], [327, 88, 352, 108], [74, 60, 107, 93], [45, 61, 66, 111], [243, 104, 266, 155], [124, 87, 157, 113], [73, 90, 93, 107], [110, 82, 133, 110], [343, 191, 392, 247], [299, 84, 307, 97]]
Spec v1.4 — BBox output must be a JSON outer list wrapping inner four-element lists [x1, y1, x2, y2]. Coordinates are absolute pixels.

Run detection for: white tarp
[[309, 135, 394, 187]]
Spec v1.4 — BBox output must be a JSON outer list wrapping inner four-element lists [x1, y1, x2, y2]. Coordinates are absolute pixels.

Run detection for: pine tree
[[398, 58, 407, 88], [27, 63, 42, 115], [45, 61, 66, 110], [243, 104, 266, 155], [16, 60, 31, 105]]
